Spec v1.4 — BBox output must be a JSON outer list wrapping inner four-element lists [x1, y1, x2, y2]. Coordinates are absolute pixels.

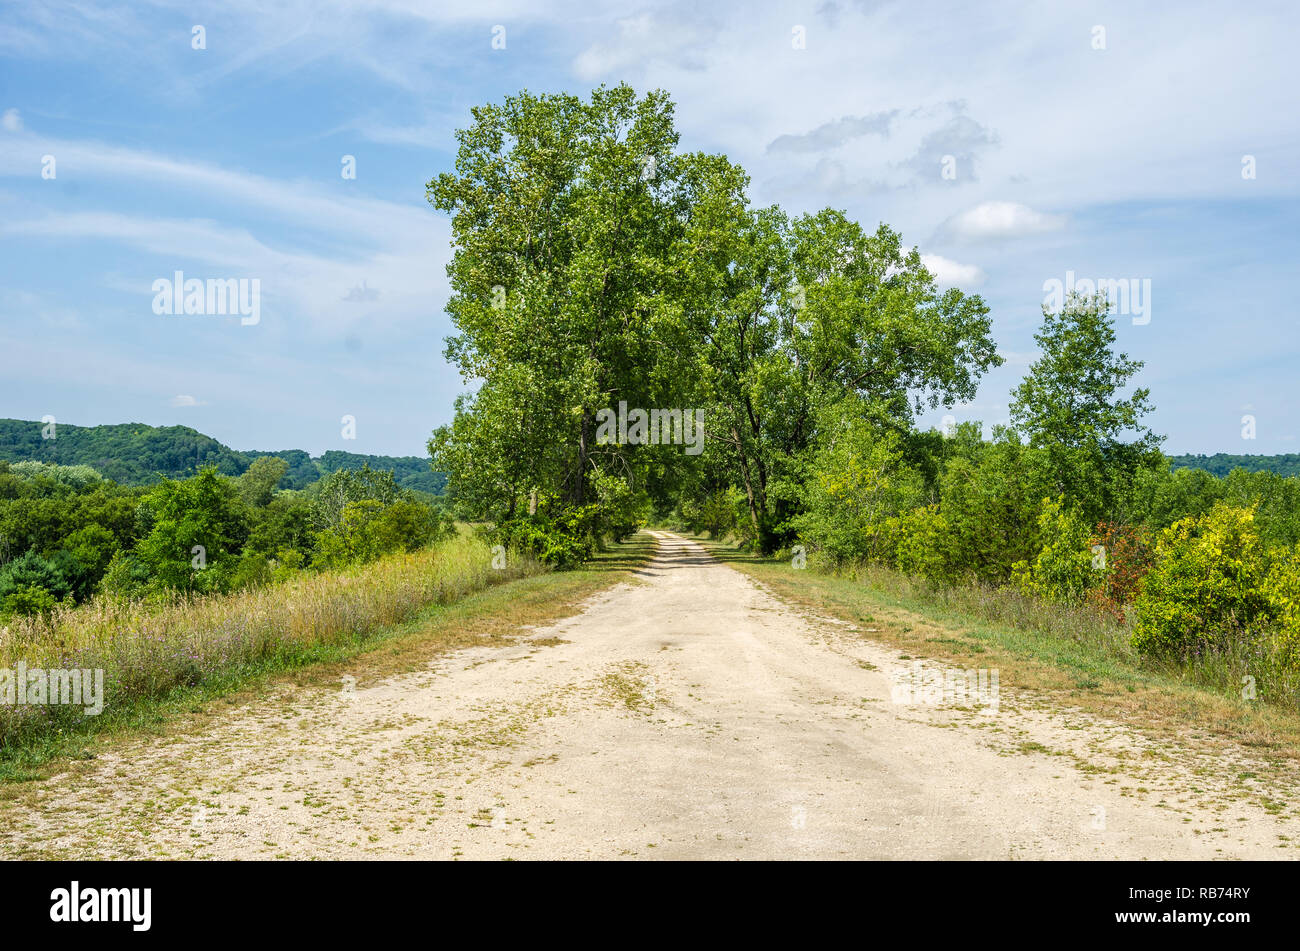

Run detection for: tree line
[[428, 84, 1300, 674], [0, 419, 446, 493], [0, 459, 453, 615]]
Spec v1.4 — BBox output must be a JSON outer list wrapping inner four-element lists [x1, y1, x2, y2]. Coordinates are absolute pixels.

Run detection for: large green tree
[[428, 84, 743, 525], [698, 208, 1001, 550], [429, 84, 1001, 556], [1009, 291, 1163, 520]]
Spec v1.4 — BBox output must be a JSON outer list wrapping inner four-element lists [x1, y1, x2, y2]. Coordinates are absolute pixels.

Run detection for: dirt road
[[4, 532, 1296, 859]]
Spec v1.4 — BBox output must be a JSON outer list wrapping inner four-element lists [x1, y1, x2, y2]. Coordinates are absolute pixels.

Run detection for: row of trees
[[0, 459, 451, 615], [428, 84, 998, 554], [428, 84, 1300, 672]]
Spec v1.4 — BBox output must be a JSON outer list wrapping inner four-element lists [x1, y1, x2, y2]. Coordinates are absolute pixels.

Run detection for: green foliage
[[1263, 544, 1300, 662], [428, 84, 999, 557], [793, 411, 923, 565], [0, 419, 250, 484], [590, 471, 650, 542], [100, 549, 152, 599], [0, 550, 73, 608], [1011, 497, 1097, 604], [1, 584, 59, 618], [1009, 292, 1162, 521], [937, 431, 1050, 585], [1132, 504, 1273, 659], [243, 495, 315, 558], [0, 419, 445, 493], [316, 450, 447, 495], [7, 460, 103, 489], [59, 524, 120, 599], [890, 504, 957, 585], [131, 469, 248, 595], [496, 501, 600, 569], [676, 486, 741, 538], [312, 465, 401, 532], [312, 469, 451, 570], [428, 83, 714, 536], [1171, 453, 1300, 479], [237, 455, 289, 507], [1128, 464, 1224, 529]]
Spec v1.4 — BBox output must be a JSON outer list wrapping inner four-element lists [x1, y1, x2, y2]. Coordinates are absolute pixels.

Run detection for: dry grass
[[0, 534, 544, 749]]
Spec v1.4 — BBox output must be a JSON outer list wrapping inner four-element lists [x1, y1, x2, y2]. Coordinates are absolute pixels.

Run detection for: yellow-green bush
[[794, 426, 923, 565], [1011, 496, 1098, 604], [1263, 543, 1300, 663], [1132, 504, 1273, 659], [891, 504, 957, 584]]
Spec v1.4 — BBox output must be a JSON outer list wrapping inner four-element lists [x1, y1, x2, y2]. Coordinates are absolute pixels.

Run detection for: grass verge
[[695, 535, 1300, 760], [0, 531, 656, 782]]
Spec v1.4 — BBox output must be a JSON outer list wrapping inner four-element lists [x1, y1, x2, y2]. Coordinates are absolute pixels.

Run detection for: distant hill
[[1169, 453, 1300, 479], [0, 419, 445, 494]]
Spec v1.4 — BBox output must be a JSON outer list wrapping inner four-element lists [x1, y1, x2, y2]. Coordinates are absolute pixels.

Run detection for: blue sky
[[1, 0, 1296, 457]]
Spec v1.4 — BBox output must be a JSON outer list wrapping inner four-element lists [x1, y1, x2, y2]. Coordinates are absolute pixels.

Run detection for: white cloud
[[170, 394, 207, 407], [0, 133, 453, 337], [935, 201, 1066, 243], [1, 108, 20, 132], [920, 253, 985, 287], [0, 133, 434, 244], [573, 9, 719, 80], [915, 252, 982, 285]]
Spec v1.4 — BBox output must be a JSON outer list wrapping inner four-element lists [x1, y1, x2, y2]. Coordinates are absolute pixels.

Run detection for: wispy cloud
[[934, 201, 1066, 243], [766, 111, 898, 154]]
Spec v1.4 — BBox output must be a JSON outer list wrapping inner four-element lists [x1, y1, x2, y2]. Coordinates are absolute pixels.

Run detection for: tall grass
[[0, 534, 545, 749]]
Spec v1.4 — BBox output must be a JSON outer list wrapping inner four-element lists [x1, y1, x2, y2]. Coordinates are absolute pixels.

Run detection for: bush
[[1, 583, 60, 618], [1263, 543, 1300, 664], [795, 424, 922, 566], [0, 550, 72, 605], [590, 472, 649, 542], [890, 504, 957, 584], [1132, 504, 1273, 659], [1011, 496, 1097, 605], [496, 503, 599, 569], [1085, 520, 1153, 621], [99, 549, 152, 600]]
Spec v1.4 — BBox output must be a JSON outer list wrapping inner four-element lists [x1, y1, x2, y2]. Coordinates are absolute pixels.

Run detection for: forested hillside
[[1170, 453, 1300, 478], [0, 419, 445, 493]]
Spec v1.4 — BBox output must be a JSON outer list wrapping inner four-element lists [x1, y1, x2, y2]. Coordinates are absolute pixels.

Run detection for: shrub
[[590, 472, 649, 542], [496, 503, 599, 569], [1011, 496, 1097, 604], [1132, 504, 1273, 659], [890, 504, 958, 584], [1085, 520, 1153, 621], [99, 549, 152, 600], [1, 584, 60, 618], [795, 425, 923, 565], [0, 550, 72, 605], [1263, 543, 1300, 664]]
